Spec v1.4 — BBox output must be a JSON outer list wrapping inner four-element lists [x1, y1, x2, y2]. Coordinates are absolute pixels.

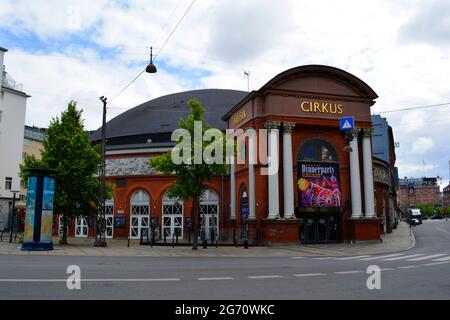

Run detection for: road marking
[[290, 257, 306, 259], [294, 273, 327, 277], [0, 278, 181, 283], [422, 261, 450, 267], [312, 257, 335, 260], [382, 254, 425, 261], [248, 275, 283, 279], [436, 227, 450, 235], [336, 255, 371, 260], [432, 256, 450, 262], [334, 271, 363, 275], [407, 254, 447, 261], [380, 268, 395, 271], [359, 253, 405, 261], [397, 266, 419, 269], [198, 277, 234, 281]]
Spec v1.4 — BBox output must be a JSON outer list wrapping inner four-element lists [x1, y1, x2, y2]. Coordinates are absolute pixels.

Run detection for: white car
[[410, 218, 420, 226]]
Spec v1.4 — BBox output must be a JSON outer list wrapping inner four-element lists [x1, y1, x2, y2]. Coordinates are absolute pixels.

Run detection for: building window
[[298, 139, 338, 162], [200, 190, 219, 241], [105, 198, 114, 239], [5, 177, 12, 190]]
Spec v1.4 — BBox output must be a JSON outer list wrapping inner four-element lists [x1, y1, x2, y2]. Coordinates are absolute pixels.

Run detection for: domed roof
[[91, 89, 248, 143]]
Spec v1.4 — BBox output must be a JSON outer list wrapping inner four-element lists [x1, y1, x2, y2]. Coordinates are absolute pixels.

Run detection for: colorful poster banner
[[297, 162, 342, 209], [40, 177, 55, 242], [24, 177, 37, 243]]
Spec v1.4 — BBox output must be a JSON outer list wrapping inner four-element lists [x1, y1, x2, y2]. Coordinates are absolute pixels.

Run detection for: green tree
[[20, 101, 111, 245], [149, 99, 228, 250]]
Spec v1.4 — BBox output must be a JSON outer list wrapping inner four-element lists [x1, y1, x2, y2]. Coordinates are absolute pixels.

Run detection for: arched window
[[200, 190, 219, 241], [298, 139, 338, 162], [130, 190, 150, 239], [162, 193, 183, 240]]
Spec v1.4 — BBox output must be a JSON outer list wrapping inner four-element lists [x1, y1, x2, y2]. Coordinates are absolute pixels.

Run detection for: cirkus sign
[[301, 100, 344, 115], [233, 109, 247, 125]]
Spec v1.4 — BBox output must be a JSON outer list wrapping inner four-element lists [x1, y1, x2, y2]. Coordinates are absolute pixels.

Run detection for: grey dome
[[91, 89, 248, 146]]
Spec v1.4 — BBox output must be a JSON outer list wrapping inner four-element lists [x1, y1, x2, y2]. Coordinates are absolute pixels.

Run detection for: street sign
[[340, 116, 354, 131]]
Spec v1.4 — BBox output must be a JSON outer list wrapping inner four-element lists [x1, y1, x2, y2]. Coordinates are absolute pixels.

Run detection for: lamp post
[[9, 190, 19, 243], [94, 96, 108, 247]]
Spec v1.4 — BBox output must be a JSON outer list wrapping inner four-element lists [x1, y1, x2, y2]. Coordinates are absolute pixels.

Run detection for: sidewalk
[[0, 222, 415, 258]]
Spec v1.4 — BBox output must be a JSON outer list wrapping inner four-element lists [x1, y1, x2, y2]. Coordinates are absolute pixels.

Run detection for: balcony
[[1, 70, 24, 92]]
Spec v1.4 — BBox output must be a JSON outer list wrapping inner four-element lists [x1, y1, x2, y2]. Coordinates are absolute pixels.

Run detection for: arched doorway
[[162, 193, 184, 240], [130, 190, 150, 240], [297, 139, 341, 243], [200, 190, 219, 241]]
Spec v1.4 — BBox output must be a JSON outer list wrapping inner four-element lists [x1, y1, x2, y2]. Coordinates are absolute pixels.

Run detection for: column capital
[[264, 121, 281, 130], [362, 128, 374, 138], [350, 128, 361, 139], [282, 122, 296, 134]]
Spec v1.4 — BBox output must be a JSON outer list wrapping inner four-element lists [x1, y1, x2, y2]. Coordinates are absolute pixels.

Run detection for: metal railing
[[1, 71, 24, 92]]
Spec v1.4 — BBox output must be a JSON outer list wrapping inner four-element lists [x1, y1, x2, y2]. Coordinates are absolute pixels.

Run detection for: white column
[[230, 155, 236, 220], [248, 129, 256, 220], [362, 128, 376, 218], [266, 122, 281, 219], [283, 123, 296, 219], [349, 129, 363, 218]]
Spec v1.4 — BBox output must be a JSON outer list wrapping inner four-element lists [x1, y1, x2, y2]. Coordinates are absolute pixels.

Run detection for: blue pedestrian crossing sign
[[340, 116, 355, 131]]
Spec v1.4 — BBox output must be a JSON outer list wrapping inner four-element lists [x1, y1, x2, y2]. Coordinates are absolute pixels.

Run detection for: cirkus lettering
[[233, 109, 247, 125], [300, 101, 344, 115]]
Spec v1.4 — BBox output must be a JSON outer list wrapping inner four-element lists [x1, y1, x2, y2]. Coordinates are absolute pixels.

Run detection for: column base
[[345, 218, 381, 242], [262, 219, 301, 245]]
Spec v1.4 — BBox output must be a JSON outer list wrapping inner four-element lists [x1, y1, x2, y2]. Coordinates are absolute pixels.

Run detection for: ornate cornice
[[350, 128, 361, 138]]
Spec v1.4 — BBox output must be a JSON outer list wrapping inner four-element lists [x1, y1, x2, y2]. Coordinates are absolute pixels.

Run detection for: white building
[[0, 47, 30, 231]]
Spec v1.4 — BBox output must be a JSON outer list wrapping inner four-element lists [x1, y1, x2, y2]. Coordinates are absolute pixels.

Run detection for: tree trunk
[[192, 197, 200, 250], [62, 214, 68, 245]]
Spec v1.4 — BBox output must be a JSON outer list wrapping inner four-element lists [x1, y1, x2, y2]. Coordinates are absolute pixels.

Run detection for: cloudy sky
[[1, 0, 449, 186]]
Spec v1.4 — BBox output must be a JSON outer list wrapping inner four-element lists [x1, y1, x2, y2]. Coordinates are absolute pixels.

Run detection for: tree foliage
[[20, 101, 112, 244], [149, 99, 227, 250]]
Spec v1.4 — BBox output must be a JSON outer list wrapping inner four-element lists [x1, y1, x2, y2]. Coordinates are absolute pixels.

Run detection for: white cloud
[[411, 137, 435, 155]]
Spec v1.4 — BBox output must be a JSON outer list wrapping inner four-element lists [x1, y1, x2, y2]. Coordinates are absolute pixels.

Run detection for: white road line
[[290, 257, 306, 259], [359, 253, 405, 261], [294, 273, 327, 277], [397, 266, 419, 269], [422, 261, 450, 267], [248, 275, 283, 279], [380, 268, 395, 271], [334, 271, 363, 275], [0, 278, 181, 283], [383, 254, 425, 261], [198, 277, 234, 281], [312, 257, 335, 260], [336, 255, 371, 260], [436, 227, 450, 235], [432, 256, 450, 262], [407, 254, 447, 261]]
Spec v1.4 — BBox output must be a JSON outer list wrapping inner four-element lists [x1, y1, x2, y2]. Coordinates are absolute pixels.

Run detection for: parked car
[[422, 216, 429, 220], [431, 215, 443, 220], [410, 218, 420, 226]]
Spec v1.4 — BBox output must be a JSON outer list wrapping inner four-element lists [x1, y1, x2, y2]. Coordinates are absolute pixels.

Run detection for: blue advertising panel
[[40, 177, 55, 242], [24, 177, 37, 243]]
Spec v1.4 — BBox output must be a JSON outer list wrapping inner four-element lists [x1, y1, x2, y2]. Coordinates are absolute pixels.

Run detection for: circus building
[[57, 65, 396, 245]]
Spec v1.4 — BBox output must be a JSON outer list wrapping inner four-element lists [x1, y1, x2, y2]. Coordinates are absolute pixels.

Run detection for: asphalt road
[[0, 220, 449, 300]]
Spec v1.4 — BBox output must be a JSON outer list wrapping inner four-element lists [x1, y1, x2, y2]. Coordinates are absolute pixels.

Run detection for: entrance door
[[301, 214, 338, 244], [200, 190, 219, 241], [75, 216, 88, 238], [130, 190, 150, 240], [105, 199, 114, 239]]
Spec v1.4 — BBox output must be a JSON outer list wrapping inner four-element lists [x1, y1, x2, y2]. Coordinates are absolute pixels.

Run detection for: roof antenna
[[244, 70, 250, 92]]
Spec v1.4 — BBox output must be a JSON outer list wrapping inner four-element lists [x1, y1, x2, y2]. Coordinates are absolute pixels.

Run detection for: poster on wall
[[24, 176, 37, 243], [297, 162, 342, 209]]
